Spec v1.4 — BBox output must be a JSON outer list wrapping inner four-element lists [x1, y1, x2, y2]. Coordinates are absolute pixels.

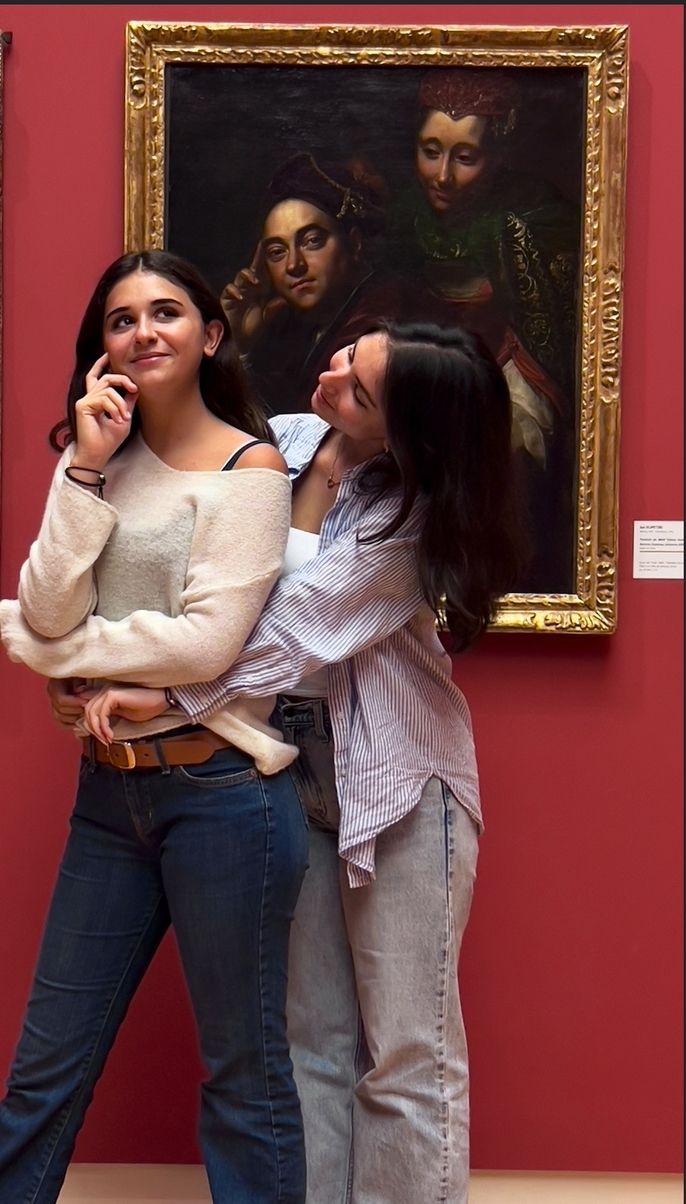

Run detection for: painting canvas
[[125, 23, 629, 633]]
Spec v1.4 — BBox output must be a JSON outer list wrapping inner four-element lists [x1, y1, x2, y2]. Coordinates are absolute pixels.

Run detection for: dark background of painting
[[166, 63, 586, 294]]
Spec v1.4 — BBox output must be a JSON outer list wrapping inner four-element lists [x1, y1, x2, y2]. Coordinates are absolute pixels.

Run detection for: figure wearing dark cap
[[386, 69, 581, 590], [221, 152, 432, 414]]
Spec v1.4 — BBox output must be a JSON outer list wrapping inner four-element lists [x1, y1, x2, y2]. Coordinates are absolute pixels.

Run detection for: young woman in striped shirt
[[51, 322, 519, 1204]]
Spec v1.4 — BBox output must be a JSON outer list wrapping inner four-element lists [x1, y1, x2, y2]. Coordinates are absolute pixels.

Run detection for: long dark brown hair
[[360, 321, 521, 652], [49, 250, 271, 451]]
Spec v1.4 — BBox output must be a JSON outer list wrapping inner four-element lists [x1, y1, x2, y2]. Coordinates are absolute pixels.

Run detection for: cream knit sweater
[[0, 435, 298, 774]]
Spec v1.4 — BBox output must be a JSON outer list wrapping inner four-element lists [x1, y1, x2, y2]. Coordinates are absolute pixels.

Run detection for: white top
[[280, 528, 328, 698], [0, 434, 298, 774]]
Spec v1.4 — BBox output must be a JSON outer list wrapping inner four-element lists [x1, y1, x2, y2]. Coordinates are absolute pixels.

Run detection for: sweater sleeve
[[174, 506, 425, 721], [0, 471, 291, 687], [16, 449, 119, 637]]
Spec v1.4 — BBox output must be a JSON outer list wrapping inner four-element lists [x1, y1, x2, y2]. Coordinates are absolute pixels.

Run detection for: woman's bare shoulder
[[231, 443, 288, 474]]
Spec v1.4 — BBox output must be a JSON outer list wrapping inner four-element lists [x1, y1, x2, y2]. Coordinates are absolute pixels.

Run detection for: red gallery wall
[[0, 3, 682, 1173]]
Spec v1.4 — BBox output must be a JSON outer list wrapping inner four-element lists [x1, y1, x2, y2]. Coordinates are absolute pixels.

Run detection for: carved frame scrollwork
[[0, 31, 9, 542], [124, 22, 629, 635]]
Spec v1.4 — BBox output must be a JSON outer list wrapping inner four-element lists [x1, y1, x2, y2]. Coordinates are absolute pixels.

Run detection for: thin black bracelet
[[65, 465, 106, 499]]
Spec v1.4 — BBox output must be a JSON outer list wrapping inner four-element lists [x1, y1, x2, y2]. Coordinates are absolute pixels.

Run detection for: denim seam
[[345, 1009, 368, 1204], [122, 772, 155, 846], [434, 784, 455, 1203], [23, 893, 167, 1204], [254, 774, 284, 1202]]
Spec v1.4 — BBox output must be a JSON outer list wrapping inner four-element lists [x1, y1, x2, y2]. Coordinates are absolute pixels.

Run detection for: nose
[[319, 345, 349, 390], [134, 314, 157, 343], [286, 243, 307, 277], [436, 154, 451, 187]]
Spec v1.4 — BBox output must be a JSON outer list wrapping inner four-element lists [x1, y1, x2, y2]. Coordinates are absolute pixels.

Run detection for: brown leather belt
[[82, 730, 232, 771]]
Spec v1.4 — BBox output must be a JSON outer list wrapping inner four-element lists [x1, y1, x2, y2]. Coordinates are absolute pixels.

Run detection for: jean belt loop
[[152, 737, 171, 775]]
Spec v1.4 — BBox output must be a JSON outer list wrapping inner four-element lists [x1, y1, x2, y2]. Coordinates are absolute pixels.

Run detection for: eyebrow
[[419, 136, 480, 151], [105, 297, 184, 321], [263, 223, 329, 248]]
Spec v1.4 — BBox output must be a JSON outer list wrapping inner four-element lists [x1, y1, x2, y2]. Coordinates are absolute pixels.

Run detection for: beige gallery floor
[[58, 1165, 684, 1203]]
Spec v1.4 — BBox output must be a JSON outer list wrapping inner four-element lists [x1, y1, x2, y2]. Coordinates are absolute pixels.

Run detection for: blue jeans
[[275, 698, 479, 1204], [0, 745, 308, 1204]]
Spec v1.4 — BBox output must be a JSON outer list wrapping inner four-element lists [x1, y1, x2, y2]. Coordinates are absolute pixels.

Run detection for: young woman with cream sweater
[[0, 251, 307, 1204]]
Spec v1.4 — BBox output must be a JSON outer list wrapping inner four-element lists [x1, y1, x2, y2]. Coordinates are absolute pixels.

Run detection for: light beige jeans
[[278, 698, 479, 1204]]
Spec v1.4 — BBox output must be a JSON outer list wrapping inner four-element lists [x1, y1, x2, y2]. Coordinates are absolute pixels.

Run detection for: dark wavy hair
[[49, 250, 271, 451], [361, 322, 521, 652]]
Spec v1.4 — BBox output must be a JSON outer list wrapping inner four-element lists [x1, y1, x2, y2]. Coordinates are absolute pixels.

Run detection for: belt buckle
[[108, 741, 137, 770]]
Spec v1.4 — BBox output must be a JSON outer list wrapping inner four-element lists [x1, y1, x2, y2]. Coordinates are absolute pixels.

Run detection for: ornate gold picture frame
[[125, 22, 628, 634], [0, 32, 8, 539]]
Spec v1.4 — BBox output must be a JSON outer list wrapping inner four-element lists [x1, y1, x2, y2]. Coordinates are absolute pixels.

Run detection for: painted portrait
[[125, 23, 629, 632]]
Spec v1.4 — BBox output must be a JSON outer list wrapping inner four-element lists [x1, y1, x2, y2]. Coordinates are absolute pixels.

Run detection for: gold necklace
[[327, 438, 390, 487], [326, 439, 343, 489]]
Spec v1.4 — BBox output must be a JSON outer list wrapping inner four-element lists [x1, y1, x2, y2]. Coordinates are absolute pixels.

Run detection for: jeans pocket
[[174, 755, 258, 791]]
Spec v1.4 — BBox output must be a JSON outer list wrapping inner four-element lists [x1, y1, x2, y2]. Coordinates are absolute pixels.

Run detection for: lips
[[131, 352, 169, 364], [290, 279, 316, 292], [313, 384, 333, 410]]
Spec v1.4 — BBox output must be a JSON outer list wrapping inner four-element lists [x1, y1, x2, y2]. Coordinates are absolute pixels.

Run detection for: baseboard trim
[[58, 1166, 684, 1203]]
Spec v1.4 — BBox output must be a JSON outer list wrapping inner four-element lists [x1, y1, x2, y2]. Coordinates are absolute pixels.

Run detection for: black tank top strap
[[221, 439, 272, 471]]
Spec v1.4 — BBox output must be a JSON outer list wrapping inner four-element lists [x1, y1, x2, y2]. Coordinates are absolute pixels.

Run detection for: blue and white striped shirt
[[176, 413, 481, 887]]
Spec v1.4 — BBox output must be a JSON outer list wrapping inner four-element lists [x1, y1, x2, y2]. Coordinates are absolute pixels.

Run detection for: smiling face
[[102, 270, 222, 395], [311, 332, 389, 445], [415, 110, 490, 215], [261, 199, 357, 314]]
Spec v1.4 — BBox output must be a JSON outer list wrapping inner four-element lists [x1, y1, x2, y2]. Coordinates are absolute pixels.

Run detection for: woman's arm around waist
[[176, 503, 426, 721]]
